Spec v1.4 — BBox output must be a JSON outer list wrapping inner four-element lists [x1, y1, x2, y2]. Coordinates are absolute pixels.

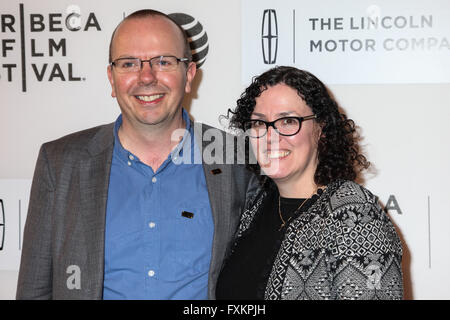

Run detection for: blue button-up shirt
[[103, 109, 214, 299]]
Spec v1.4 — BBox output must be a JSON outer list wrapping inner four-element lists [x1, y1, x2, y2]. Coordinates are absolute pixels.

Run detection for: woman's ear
[[313, 120, 324, 145]]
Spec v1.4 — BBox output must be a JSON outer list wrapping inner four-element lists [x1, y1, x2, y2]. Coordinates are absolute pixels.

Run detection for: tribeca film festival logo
[[0, 3, 101, 92]]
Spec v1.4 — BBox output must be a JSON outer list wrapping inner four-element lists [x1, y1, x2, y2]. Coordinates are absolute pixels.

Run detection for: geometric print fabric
[[234, 179, 404, 300]]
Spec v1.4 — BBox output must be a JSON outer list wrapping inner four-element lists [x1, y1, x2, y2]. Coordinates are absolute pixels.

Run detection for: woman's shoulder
[[318, 180, 386, 222], [326, 179, 376, 202], [313, 179, 403, 256], [324, 180, 378, 207]]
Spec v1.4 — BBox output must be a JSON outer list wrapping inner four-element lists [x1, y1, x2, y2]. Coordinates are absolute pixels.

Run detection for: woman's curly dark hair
[[228, 66, 370, 186]]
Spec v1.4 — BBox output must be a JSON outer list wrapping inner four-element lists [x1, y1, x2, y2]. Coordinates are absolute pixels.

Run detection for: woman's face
[[250, 83, 321, 188]]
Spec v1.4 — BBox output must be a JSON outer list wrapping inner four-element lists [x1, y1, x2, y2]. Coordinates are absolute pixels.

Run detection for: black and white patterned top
[[231, 179, 404, 300]]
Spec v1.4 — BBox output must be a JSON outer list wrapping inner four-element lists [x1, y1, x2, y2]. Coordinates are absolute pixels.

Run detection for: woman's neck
[[275, 178, 320, 199]]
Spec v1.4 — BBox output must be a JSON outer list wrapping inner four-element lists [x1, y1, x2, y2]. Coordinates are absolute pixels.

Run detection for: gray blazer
[[16, 122, 255, 299]]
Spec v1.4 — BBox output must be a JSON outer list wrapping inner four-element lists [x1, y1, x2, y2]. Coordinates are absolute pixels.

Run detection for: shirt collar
[[172, 108, 193, 159], [113, 108, 194, 165]]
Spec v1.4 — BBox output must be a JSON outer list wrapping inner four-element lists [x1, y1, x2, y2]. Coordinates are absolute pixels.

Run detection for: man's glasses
[[243, 115, 317, 138], [110, 56, 190, 73]]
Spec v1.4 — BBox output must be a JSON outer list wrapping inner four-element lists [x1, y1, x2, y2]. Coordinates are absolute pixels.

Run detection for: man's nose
[[137, 61, 157, 84]]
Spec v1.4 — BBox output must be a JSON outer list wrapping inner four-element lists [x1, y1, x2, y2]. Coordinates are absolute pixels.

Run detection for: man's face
[[107, 16, 196, 132]]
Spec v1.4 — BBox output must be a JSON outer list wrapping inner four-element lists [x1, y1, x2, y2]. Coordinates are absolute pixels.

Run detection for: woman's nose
[[266, 125, 280, 145]]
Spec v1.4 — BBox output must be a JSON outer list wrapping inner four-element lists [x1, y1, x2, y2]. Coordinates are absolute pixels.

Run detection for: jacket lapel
[[78, 124, 114, 299], [194, 122, 241, 298], [195, 123, 230, 252]]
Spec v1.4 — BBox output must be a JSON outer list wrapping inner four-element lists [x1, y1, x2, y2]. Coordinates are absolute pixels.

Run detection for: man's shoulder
[[193, 121, 246, 149], [193, 121, 226, 135], [41, 122, 115, 157]]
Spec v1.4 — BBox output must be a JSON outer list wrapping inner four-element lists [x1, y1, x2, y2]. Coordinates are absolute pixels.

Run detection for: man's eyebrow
[[113, 55, 138, 60]]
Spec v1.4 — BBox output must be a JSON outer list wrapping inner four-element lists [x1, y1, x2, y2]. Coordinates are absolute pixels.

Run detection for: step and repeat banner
[[1, 0, 450, 299]]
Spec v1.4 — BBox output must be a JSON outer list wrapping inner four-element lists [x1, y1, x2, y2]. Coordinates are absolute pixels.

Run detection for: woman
[[216, 66, 403, 300]]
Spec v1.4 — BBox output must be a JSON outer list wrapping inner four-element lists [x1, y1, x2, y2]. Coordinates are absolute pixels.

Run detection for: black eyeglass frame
[[110, 55, 190, 72], [243, 114, 317, 138]]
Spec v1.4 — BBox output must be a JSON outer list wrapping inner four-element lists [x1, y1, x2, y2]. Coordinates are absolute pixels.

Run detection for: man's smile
[[135, 94, 165, 103]]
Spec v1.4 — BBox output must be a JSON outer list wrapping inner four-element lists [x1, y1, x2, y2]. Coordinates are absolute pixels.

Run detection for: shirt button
[[148, 270, 155, 277], [149, 222, 156, 229], [152, 177, 157, 183], [128, 154, 134, 161], [127, 161, 132, 166]]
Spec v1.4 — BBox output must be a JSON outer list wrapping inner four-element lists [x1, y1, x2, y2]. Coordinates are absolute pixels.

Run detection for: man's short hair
[[108, 9, 192, 64]]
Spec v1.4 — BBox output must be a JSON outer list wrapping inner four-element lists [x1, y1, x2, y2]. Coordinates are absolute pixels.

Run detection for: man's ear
[[184, 62, 197, 94], [107, 65, 116, 98]]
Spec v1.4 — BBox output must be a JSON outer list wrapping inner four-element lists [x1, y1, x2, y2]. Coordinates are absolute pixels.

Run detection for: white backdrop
[[1, 0, 449, 299]]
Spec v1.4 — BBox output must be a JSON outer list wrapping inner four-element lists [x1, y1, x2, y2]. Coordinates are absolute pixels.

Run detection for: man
[[16, 9, 254, 299]]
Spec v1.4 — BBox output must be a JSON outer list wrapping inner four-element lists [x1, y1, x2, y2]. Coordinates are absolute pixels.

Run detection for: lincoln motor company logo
[[261, 9, 278, 64], [0, 199, 5, 251]]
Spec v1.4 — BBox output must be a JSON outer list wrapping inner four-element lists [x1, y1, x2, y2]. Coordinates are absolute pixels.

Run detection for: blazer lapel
[[194, 122, 238, 298], [78, 124, 114, 299]]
